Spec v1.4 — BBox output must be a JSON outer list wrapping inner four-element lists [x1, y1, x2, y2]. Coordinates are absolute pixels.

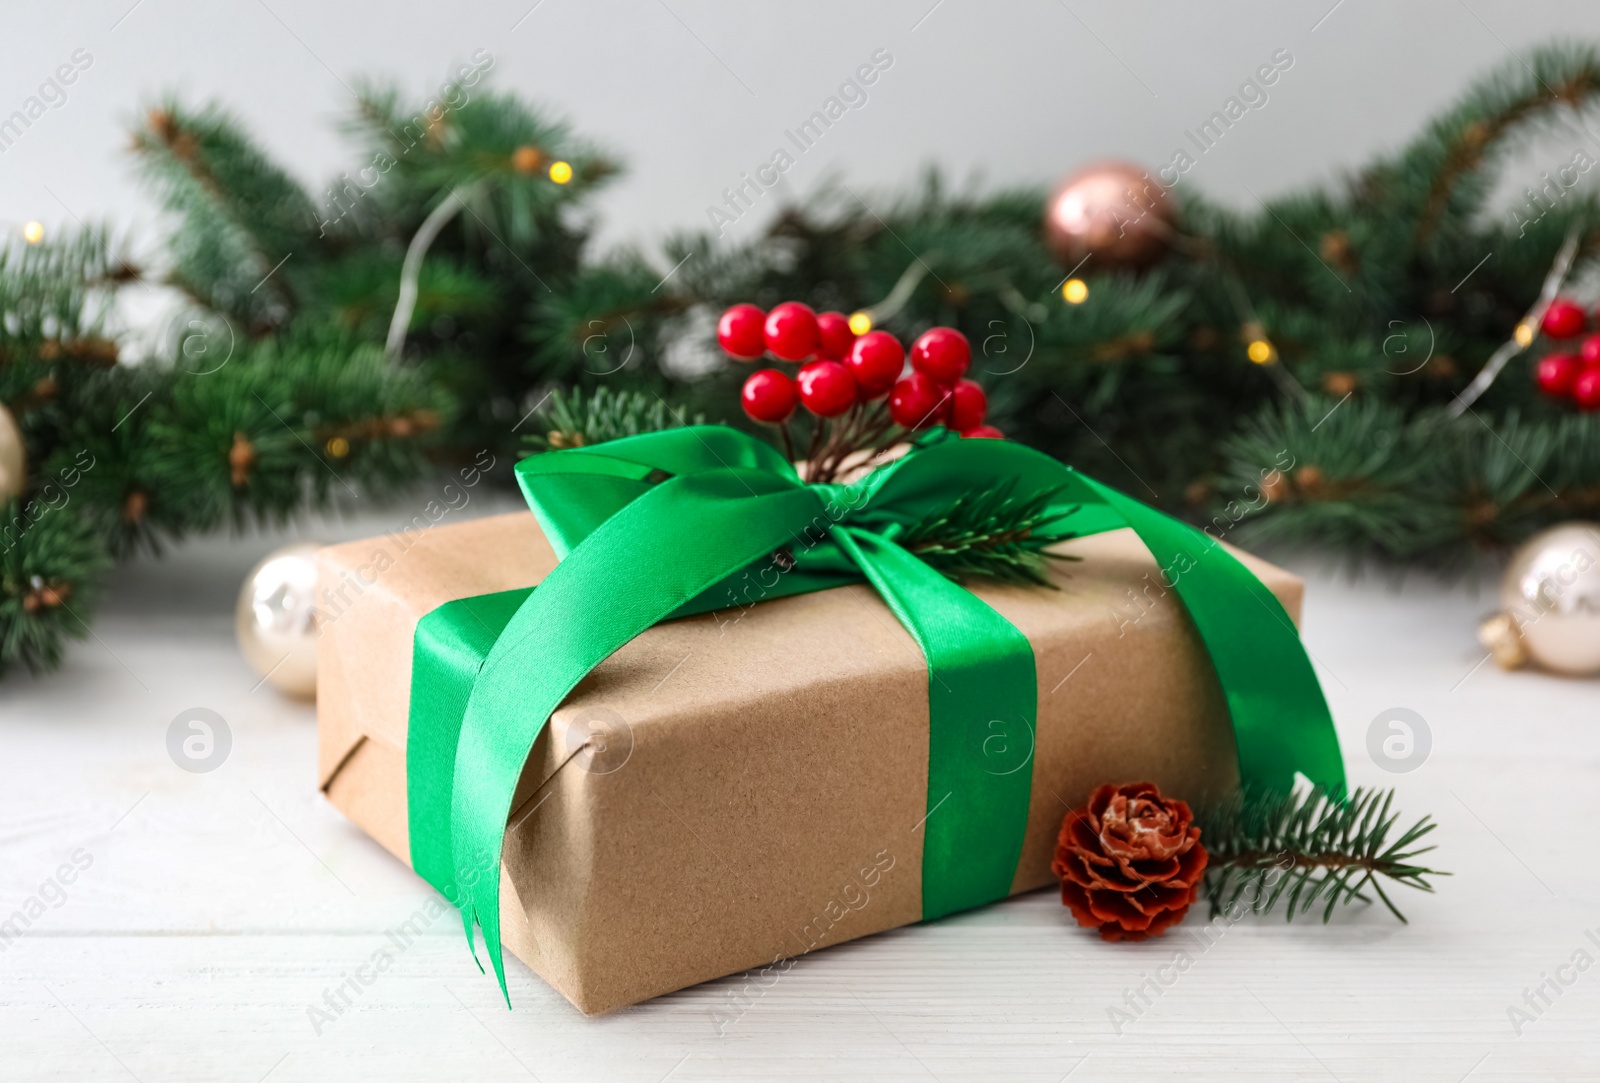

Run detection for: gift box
[[315, 430, 1324, 1015]]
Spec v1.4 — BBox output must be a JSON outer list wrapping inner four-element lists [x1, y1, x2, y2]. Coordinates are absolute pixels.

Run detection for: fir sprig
[[1197, 786, 1445, 924], [520, 386, 706, 452], [898, 480, 1078, 586]]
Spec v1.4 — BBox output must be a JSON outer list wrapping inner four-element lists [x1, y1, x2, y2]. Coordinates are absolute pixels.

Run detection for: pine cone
[[1052, 781, 1207, 942]]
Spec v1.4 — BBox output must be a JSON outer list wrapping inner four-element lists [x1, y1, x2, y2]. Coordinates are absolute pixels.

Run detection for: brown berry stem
[[865, 424, 909, 466], [776, 420, 797, 466], [804, 412, 826, 477], [813, 402, 863, 484]]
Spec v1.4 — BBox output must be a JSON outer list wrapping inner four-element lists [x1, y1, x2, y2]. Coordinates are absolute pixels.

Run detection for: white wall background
[[5, 0, 1600, 266]]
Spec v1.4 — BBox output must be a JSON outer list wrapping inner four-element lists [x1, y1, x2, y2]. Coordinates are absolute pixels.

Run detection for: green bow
[[405, 425, 1344, 1004]]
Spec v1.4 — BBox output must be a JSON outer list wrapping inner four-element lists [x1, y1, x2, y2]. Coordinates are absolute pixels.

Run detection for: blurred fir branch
[[1219, 396, 1600, 566], [0, 230, 446, 673], [635, 41, 1600, 569], [0, 495, 112, 674], [0, 68, 651, 675], [8, 43, 1600, 674]]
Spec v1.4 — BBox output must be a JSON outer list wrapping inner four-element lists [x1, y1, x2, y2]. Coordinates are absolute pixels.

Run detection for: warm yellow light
[[1062, 278, 1088, 304], [847, 311, 873, 335], [326, 436, 350, 458], [22, 221, 44, 244], [1514, 322, 1534, 346], [548, 160, 573, 184], [1247, 339, 1274, 364]]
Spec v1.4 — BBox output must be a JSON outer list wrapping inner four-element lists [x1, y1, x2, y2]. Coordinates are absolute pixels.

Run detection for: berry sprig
[[1534, 298, 1600, 410], [718, 302, 1001, 484]]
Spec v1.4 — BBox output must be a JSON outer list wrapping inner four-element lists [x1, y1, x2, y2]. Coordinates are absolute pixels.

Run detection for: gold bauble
[[0, 401, 24, 504], [1489, 523, 1600, 677], [235, 542, 320, 699], [1043, 161, 1173, 269]]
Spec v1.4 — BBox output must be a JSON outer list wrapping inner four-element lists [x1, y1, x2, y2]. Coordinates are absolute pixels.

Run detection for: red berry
[[1580, 335, 1600, 366], [846, 331, 904, 396], [764, 302, 819, 362], [948, 379, 987, 432], [1542, 299, 1587, 340], [741, 368, 798, 423], [815, 311, 855, 361], [1537, 353, 1581, 397], [961, 425, 1005, 440], [717, 303, 767, 360], [796, 360, 857, 417], [910, 327, 970, 383], [888, 372, 951, 430], [1575, 368, 1600, 411]]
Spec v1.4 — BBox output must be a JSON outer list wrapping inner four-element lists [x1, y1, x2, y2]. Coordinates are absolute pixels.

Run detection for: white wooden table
[[3, 496, 1597, 1082]]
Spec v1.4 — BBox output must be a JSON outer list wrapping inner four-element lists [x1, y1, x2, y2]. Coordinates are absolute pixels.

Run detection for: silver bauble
[[235, 542, 320, 698], [1493, 523, 1600, 677]]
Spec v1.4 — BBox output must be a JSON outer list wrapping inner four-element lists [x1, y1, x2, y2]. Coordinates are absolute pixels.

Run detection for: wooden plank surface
[[3, 498, 1596, 1081]]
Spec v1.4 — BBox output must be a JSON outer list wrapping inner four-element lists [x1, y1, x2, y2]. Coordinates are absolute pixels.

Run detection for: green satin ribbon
[[405, 426, 1345, 1004]]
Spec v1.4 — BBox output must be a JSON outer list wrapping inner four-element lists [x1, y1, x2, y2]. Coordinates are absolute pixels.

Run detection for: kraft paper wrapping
[[315, 510, 1304, 1015]]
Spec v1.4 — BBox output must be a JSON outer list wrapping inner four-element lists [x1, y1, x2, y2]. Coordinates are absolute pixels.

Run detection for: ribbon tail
[[833, 428, 1342, 798], [408, 586, 532, 973], [1072, 474, 1346, 796], [478, 904, 509, 1008], [448, 469, 824, 1003]]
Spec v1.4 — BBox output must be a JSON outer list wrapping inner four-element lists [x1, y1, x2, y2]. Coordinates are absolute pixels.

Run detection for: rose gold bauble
[[1044, 161, 1173, 269]]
